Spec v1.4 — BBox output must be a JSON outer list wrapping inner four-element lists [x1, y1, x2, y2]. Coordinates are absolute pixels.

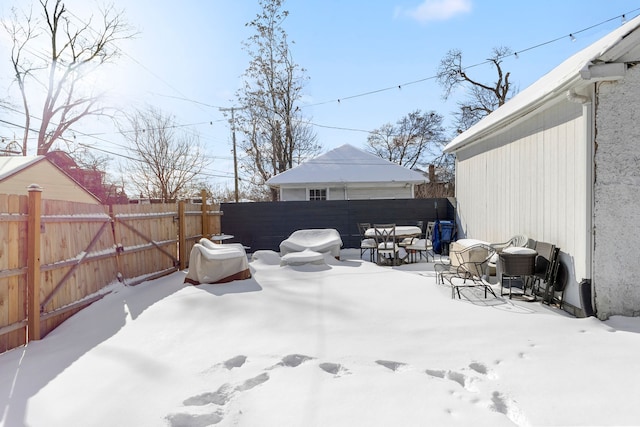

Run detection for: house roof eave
[[444, 14, 640, 154], [272, 179, 426, 189], [444, 76, 583, 153]]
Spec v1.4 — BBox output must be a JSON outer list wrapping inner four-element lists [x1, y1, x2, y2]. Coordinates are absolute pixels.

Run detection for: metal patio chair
[[357, 222, 377, 262], [373, 223, 399, 266], [405, 221, 434, 262], [442, 243, 497, 299]]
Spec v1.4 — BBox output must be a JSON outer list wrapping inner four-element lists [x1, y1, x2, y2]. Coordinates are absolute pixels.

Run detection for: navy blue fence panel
[[220, 198, 455, 252]]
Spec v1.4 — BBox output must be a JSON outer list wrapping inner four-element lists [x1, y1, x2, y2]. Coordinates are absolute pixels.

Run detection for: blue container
[[433, 220, 454, 254]]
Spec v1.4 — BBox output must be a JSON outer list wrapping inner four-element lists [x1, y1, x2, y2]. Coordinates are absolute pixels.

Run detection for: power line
[[300, 8, 640, 109], [5, 6, 640, 160], [151, 93, 231, 110]]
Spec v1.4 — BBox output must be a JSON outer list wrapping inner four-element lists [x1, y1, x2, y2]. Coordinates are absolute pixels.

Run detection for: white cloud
[[397, 0, 472, 23]]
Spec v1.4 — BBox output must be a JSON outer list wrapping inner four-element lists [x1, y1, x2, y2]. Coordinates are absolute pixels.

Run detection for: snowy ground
[[1, 249, 640, 426]]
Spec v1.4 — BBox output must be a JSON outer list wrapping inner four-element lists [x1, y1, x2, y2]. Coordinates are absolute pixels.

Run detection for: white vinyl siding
[[346, 186, 412, 200], [454, 100, 588, 308], [279, 185, 413, 201], [280, 188, 307, 201], [328, 187, 346, 200]]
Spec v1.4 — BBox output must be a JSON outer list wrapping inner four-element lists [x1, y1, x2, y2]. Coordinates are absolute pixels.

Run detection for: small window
[[309, 188, 327, 201]]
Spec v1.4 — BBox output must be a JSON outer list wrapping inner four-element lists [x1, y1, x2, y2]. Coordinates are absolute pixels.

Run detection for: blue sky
[[1, 0, 639, 190]]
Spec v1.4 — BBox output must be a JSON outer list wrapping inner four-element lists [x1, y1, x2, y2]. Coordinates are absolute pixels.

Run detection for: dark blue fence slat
[[220, 198, 455, 252]]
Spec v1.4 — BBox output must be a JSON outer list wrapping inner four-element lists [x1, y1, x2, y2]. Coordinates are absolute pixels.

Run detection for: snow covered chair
[[280, 249, 326, 266], [184, 238, 250, 285], [279, 229, 343, 259]]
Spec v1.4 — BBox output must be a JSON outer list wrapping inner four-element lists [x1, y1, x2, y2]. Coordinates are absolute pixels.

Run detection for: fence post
[[27, 184, 42, 341], [201, 189, 208, 239], [178, 201, 187, 270]]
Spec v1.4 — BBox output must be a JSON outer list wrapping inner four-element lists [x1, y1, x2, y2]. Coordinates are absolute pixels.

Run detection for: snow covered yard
[[1, 249, 640, 426]]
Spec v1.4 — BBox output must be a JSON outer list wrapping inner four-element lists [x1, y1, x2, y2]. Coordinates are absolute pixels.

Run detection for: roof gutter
[[444, 62, 626, 155], [444, 76, 583, 154], [579, 62, 626, 81]]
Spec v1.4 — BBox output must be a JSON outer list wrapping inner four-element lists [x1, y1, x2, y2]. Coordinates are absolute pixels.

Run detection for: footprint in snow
[[166, 411, 223, 427], [469, 362, 498, 380], [235, 372, 270, 392], [319, 362, 350, 377], [169, 365, 268, 427], [183, 383, 234, 406], [489, 391, 529, 426], [267, 354, 315, 370], [201, 355, 247, 374], [375, 360, 409, 372], [491, 391, 509, 414], [279, 354, 314, 367], [425, 369, 478, 392], [425, 369, 447, 379], [223, 355, 247, 370]]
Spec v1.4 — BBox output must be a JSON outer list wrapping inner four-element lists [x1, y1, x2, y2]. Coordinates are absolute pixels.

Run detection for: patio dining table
[[364, 225, 422, 240], [364, 225, 422, 265]]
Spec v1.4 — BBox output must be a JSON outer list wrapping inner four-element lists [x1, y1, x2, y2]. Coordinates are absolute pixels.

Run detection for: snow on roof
[[0, 155, 45, 182], [266, 144, 427, 186], [445, 14, 640, 153]]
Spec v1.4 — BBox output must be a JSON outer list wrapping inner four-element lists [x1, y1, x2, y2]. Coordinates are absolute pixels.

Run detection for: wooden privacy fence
[[0, 187, 221, 354]]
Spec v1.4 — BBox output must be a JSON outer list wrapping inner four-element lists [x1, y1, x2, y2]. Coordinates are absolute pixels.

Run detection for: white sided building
[[444, 15, 640, 319], [266, 144, 427, 201]]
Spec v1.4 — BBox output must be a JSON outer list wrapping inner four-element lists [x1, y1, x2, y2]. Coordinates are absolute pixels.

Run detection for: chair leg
[[485, 284, 496, 298]]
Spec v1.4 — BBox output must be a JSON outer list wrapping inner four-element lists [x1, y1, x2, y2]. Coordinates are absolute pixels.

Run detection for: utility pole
[[220, 107, 239, 202]]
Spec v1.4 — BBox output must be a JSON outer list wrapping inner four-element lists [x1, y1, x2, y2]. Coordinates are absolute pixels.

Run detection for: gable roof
[[0, 155, 101, 203], [266, 144, 427, 186], [0, 156, 43, 181], [445, 14, 640, 153]]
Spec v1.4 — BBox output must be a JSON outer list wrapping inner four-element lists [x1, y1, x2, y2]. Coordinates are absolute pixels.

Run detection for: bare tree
[[2, 0, 135, 155], [367, 110, 445, 169], [437, 46, 515, 132], [120, 107, 210, 203], [236, 0, 320, 200]]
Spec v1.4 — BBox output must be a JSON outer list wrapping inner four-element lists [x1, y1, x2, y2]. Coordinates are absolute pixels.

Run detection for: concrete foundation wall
[[593, 64, 640, 319]]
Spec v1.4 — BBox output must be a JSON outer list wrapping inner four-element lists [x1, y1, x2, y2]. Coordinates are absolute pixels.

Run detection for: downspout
[[566, 89, 590, 104], [567, 87, 594, 315], [587, 84, 597, 313], [566, 88, 594, 283]]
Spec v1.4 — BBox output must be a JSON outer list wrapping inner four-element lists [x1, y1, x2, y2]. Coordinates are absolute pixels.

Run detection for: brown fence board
[[0, 194, 28, 352], [182, 203, 211, 264], [112, 203, 179, 283], [39, 201, 117, 336], [0, 196, 221, 354], [7, 196, 22, 351]]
